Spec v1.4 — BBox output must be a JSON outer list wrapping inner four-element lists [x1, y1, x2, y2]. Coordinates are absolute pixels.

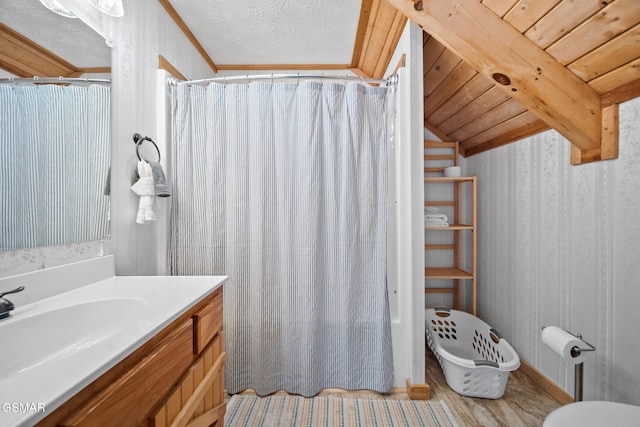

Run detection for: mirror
[[0, 0, 111, 252]]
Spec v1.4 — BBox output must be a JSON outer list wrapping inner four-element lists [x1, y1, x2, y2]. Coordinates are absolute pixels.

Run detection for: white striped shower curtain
[[0, 84, 110, 251], [169, 80, 393, 396]]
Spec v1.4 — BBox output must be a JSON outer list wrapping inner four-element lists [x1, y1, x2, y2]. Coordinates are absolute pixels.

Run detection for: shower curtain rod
[[178, 73, 398, 87], [0, 76, 111, 86]]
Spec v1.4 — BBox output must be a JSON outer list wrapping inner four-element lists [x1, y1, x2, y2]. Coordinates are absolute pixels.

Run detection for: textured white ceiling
[[1, 0, 362, 73], [169, 0, 362, 66], [0, 0, 110, 72]]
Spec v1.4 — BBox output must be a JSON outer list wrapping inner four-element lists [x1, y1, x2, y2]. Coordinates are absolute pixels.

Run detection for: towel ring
[[133, 133, 160, 163]]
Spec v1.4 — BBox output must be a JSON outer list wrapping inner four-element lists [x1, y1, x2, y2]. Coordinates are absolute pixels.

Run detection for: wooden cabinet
[[424, 140, 477, 314], [38, 286, 225, 427], [148, 292, 226, 427]]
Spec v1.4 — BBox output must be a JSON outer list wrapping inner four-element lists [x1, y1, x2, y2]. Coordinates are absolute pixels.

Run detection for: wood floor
[[322, 350, 563, 426], [422, 350, 562, 426], [229, 349, 563, 426]]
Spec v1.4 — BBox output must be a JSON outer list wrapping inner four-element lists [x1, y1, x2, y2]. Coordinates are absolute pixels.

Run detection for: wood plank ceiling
[[415, 0, 640, 159], [352, 0, 407, 79]]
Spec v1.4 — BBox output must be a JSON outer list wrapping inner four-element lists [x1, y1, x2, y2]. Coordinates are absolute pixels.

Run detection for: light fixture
[[39, 0, 77, 18], [88, 0, 124, 17]]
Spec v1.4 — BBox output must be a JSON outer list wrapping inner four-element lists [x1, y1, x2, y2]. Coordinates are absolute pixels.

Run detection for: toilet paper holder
[[541, 326, 596, 401], [541, 326, 596, 356]]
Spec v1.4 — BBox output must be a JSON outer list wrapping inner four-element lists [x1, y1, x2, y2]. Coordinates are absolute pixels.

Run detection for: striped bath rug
[[225, 394, 460, 427]]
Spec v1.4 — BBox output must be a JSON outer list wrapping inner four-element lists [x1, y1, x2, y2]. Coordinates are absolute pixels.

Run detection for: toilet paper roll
[[444, 166, 461, 177], [542, 326, 587, 365]]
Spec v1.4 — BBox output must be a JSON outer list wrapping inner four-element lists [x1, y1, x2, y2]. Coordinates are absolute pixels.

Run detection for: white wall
[[385, 22, 425, 388], [463, 98, 640, 405], [106, 1, 213, 275]]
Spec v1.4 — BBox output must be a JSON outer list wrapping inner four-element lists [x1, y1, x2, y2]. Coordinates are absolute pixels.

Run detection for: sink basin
[[0, 297, 149, 379]]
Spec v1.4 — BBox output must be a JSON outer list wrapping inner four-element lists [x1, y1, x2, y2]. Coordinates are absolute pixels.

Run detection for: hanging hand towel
[[103, 166, 111, 196], [131, 160, 157, 224], [148, 161, 170, 197]]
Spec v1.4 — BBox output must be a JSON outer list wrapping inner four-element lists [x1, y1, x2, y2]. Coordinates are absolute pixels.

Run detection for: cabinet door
[[149, 332, 226, 427]]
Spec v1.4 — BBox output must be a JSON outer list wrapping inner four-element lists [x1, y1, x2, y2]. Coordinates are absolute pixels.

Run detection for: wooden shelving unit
[[424, 141, 477, 315]]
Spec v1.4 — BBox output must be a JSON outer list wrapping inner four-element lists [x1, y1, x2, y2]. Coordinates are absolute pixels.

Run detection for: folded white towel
[[425, 220, 449, 228], [131, 160, 157, 224], [425, 206, 442, 215], [425, 213, 448, 223]]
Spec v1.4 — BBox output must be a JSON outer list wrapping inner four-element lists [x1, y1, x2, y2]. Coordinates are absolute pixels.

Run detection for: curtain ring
[[133, 133, 161, 163]]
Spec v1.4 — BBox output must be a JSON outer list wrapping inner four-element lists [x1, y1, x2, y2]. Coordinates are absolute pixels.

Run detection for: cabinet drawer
[[61, 319, 194, 427], [193, 288, 223, 354]]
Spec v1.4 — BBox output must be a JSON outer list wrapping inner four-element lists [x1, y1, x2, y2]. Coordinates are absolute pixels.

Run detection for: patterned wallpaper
[[463, 97, 640, 404]]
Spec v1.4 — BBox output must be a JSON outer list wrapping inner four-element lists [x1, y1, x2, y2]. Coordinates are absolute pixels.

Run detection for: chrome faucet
[[0, 286, 25, 320]]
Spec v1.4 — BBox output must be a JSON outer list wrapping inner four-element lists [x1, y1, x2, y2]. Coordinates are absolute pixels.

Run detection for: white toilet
[[543, 401, 640, 427]]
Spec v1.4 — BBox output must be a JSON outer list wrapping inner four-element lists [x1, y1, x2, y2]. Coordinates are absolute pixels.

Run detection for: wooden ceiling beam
[[570, 104, 619, 164], [386, 0, 605, 158]]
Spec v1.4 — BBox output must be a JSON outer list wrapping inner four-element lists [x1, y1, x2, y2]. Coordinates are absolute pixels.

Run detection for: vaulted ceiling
[[2, 0, 639, 163], [391, 0, 640, 163]]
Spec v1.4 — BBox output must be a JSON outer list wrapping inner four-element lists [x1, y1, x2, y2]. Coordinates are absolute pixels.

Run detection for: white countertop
[[0, 273, 226, 427]]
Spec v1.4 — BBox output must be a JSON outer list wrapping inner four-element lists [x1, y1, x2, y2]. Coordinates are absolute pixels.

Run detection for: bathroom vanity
[[0, 257, 226, 427]]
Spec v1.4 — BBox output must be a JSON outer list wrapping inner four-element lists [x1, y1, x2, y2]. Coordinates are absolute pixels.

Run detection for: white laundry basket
[[425, 308, 520, 399]]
